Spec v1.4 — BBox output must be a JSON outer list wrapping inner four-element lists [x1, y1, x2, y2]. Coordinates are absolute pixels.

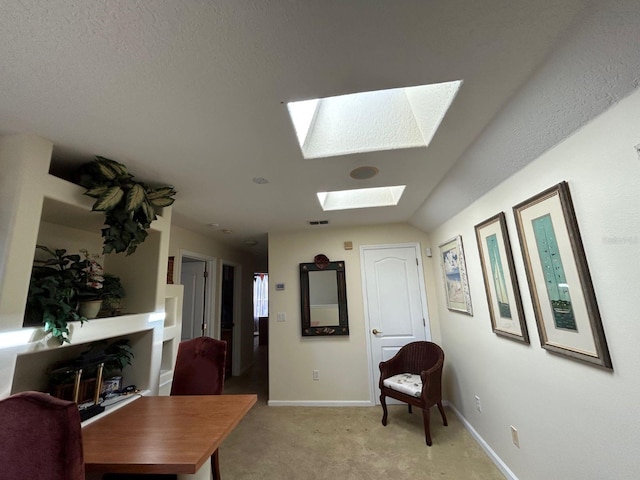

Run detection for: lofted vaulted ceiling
[[1, 1, 637, 260]]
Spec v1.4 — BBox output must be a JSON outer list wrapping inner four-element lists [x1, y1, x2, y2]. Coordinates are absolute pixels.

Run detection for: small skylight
[[287, 80, 462, 159], [317, 186, 406, 211]]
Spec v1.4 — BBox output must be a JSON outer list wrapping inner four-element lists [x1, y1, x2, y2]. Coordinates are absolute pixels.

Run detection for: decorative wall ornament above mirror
[[300, 255, 349, 336]]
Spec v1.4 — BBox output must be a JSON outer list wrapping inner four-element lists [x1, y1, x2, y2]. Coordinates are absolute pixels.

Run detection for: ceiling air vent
[[308, 220, 329, 225]]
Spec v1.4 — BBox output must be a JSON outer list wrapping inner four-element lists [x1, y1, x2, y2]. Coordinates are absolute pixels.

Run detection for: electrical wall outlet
[[475, 395, 482, 412], [277, 312, 286, 322], [313, 369, 319, 381], [510, 425, 520, 448]]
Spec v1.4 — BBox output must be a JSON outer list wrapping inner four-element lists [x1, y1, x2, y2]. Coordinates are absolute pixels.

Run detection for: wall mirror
[[300, 255, 349, 336]]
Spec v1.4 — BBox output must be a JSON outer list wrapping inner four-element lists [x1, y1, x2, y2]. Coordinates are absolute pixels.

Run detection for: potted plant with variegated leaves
[[77, 156, 176, 255]]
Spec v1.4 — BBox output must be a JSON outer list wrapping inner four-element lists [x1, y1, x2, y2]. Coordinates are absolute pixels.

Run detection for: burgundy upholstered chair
[[104, 337, 227, 480], [170, 336, 227, 396], [171, 336, 227, 480], [378, 341, 448, 446], [0, 390, 85, 480]]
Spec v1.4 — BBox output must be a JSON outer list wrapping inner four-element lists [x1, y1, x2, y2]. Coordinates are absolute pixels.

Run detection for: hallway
[[224, 337, 269, 402]]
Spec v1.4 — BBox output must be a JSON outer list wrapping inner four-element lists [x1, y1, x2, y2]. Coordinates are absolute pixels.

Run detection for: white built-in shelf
[[0, 134, 174, 408], [159, 284, 183, 395]]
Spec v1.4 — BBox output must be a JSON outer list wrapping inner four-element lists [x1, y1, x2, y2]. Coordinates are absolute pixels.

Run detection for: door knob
[[372, 329, 382, 335]]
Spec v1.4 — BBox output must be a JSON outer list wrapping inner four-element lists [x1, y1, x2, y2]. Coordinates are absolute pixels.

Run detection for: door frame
[[218, 259, 242, 376], [176, 250, 217, 338], [360, 242, 431, 404]]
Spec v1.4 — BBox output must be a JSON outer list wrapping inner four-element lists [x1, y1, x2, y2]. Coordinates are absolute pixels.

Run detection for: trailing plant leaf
[[148, 195, 175, 208], [84, 185, 111, 199], [146, 186, 176, 200], [78, 156, 176, 255], [95, 156, 129, 177], [141, 201, 156, 224], [93, 156, 129, 179], [126, 183, 146, 212], [92, 186, 124, 211]]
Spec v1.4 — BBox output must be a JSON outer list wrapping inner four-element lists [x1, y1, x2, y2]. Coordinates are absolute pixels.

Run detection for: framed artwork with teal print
[[513, 182, 612, 369], [475, 212, 529, 344]]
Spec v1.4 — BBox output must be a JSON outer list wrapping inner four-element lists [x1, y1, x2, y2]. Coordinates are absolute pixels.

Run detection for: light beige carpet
[[221, 342, 505, 480]]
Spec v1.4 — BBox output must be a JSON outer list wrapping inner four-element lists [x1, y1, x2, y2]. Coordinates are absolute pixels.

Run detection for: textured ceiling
[[1, 0, 637, 260]]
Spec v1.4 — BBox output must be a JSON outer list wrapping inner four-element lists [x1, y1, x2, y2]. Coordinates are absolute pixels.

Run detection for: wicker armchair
[[378, 341, 447, 446]]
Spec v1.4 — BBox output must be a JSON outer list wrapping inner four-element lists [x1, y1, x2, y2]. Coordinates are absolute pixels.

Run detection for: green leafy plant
[[101, 273, 126, 316], [77, 156, 176, 255], [104, 339, 134, 375], [26, 246, 87, 344], [47, 339, 134, 395]]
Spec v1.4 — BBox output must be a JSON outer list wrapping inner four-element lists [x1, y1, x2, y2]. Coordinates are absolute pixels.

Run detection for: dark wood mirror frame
[[300, 259, 349, 336]]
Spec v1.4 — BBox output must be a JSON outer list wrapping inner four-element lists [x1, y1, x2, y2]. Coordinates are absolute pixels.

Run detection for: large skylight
[[287, 80, 462, 159], [287, 98, 319, 146], [317, 186, 406, 211]]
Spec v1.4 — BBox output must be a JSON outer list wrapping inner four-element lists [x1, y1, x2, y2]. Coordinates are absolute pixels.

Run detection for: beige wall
[[429, 87, 640, 479], [168, 224, 262, 375], [268, 223, 438, 405]]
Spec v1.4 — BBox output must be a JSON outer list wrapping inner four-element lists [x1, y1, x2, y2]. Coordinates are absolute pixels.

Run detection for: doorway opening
[[219, 260, 242, 377], [253, 273, 268, 345], [177, 251, 216, 341], [220, 264, 234, 378]]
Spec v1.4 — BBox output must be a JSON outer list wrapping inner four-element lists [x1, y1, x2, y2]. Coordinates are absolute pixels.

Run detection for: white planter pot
[[79, 300, 103, 319]]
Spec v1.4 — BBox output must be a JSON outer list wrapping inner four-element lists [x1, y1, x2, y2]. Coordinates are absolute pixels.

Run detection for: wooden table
[[82, 395, 257, 479]]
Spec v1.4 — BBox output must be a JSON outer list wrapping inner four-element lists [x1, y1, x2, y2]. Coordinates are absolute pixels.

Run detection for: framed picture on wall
[[474, 212, 529, 344], [438, 235, 473, 315], [513, 181, 612, 369]]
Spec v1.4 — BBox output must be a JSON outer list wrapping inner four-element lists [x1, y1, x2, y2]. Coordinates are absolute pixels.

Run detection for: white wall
[[268, 223, 438, 404], [429, 86, 640, 479], [168, 224, 262, 375]]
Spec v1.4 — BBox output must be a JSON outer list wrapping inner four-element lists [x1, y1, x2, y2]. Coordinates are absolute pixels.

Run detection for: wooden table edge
[[83, 394, 258, 475]]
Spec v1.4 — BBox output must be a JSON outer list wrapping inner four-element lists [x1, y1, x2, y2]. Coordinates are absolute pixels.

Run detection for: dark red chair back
[[0, 390, 85, 480], [170, 336, 227, 396]]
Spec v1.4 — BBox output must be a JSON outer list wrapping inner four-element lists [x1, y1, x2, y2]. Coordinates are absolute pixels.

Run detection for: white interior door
[[361, 243, 431, 404], [180, 260, 206, 340]]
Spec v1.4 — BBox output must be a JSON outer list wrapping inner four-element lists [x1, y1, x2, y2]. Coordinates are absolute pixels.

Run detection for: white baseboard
[[267, 400, 373, 407], [444, 401, 519, 480]]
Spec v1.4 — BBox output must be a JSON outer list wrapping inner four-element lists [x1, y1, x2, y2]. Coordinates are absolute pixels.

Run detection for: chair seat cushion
[[383, 373, 422, 398]]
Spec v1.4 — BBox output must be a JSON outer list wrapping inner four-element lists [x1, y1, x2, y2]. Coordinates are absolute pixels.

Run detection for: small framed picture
[[513, 181, 612, 369], [475, 212, 529, 343], [438, 235, 473, 315], [101, 376, 122, 395]]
